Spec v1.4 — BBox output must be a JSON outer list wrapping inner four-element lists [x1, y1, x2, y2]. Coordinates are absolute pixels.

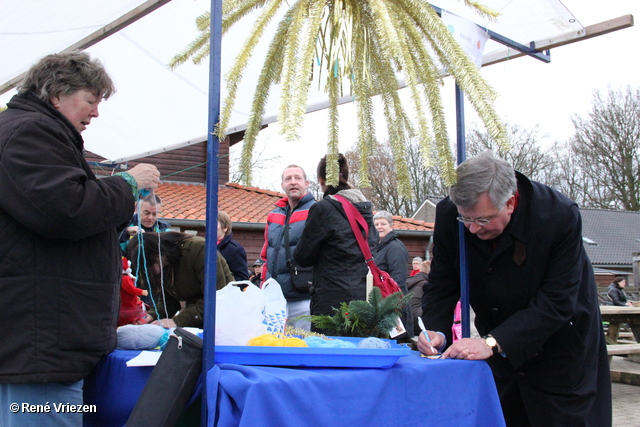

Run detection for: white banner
[[442, 10, 490, 69]]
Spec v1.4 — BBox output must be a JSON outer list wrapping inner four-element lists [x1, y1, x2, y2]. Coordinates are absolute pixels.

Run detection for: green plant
[[308, 287, 412, 338]]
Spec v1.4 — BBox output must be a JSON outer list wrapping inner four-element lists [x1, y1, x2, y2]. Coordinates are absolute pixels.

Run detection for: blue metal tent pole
[[202, 0, 222, 424], [455, 82, 471, 339]]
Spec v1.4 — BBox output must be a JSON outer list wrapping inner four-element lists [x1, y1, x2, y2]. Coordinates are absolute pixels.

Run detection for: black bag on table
[[126, 327, 203, 427]]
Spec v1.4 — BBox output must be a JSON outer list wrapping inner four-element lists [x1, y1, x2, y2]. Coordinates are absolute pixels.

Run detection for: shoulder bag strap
[[333, 195, 373, 262], [283, 208, 295, 269]]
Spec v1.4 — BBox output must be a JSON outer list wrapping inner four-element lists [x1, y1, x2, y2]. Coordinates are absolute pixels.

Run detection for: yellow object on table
[[247, 333, 308, 347]]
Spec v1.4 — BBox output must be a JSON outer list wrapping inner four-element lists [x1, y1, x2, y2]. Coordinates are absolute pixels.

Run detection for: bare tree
[[345, 123, 558, 217], [568, 86, 640, 211], [306, 172, 323, 200], [229, 133, 283, 189], [466, 123, 557, 183], [345, 139, 448, 217]]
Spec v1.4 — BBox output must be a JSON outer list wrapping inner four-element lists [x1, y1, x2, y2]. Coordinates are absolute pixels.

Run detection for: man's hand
[[417, 330, 444, 356], [442, 337, 496, 360], [126, 226, 141, 236]]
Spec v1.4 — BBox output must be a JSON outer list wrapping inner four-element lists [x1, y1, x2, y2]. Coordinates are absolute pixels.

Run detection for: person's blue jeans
[[0, 380, 84, 427]]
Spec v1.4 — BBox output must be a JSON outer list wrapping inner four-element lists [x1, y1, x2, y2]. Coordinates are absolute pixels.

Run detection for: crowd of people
[[0, 50, 625, 426]]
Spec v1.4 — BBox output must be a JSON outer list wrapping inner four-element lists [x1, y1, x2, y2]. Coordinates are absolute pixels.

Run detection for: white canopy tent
[[1, 1, 634, 423], [0, 0, 631, 163]]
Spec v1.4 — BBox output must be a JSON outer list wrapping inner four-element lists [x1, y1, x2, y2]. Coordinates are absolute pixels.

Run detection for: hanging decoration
[[169, 0, 509, 192]]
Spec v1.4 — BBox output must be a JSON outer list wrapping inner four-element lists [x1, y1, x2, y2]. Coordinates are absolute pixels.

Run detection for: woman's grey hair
[[413, 257, 423, 263], [449, 150, 517, 209], [17, 51, 115, 102], [373, 211, 393, 225]]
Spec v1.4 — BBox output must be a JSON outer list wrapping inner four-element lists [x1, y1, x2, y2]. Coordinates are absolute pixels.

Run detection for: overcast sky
[[1, 1, 637, 191], [236, 0, 640, 190]]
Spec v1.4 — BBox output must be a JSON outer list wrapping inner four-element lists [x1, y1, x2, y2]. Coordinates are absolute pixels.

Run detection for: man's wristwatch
[[483, 335, 499, 356]]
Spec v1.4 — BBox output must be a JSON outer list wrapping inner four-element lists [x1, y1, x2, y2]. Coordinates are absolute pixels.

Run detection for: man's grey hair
[[449, 150, 517, 209], [139, 194, 162, 208], [17, 51, 115, 102], [373, 211, 393, 225]]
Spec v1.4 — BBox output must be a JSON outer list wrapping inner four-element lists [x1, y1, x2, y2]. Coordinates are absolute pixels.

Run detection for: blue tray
[[214, 336, 411, 368]]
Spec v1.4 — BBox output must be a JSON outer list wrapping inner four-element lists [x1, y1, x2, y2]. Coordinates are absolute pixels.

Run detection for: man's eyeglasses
[[456, 213, 499, 226]]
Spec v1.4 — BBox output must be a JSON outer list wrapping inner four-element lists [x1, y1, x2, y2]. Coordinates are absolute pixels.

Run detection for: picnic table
[[599, 306, 640, 363]]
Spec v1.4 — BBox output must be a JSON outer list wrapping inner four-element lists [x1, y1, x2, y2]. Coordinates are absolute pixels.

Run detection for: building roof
[[412, 195, 446, 223], [156, 182, 433, 231], [156, 182, 283, 223], [581, 208, 640, 267]]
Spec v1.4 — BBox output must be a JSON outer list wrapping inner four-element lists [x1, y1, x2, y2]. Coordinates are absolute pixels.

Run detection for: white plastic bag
[[215, 281, 266, 345], [262, 278, 287, 334], [214, 279, 287, 346]]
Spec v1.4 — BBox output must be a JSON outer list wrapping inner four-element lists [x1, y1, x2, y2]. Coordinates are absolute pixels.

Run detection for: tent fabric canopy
[[0, 0, 585, 162]]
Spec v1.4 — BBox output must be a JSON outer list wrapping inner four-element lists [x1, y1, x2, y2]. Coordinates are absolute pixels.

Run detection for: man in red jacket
[[261, 165, 315, 330]]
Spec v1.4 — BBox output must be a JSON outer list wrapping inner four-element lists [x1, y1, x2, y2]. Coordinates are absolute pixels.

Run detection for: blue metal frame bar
[[198, 4, 553, 421], [455, 83, 471, 339], [430, 4, 551, 63], [202, 0, 222, 424]]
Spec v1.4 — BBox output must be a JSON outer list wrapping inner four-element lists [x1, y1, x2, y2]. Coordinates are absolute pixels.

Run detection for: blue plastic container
[[214, 336, 411, 368]]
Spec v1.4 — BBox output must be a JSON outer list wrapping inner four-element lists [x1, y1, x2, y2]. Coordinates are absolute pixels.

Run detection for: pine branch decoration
[[170, 0, 507, 189], [308, 287, 413, 338]]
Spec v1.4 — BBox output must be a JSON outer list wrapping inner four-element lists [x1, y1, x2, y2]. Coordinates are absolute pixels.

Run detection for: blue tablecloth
[[209, 352, 504, 426], [85, 350, 505, 427], [83, 350, 155, 427]]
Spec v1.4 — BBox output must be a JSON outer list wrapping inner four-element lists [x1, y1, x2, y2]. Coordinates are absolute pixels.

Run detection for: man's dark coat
[[422, 172, 611, 426]]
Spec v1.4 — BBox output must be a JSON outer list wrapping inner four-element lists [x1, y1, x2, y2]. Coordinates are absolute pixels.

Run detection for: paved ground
[[455, 314, 639, 426], [611, 356, 640, 427]]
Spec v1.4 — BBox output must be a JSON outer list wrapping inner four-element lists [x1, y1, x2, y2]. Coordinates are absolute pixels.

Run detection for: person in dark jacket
[[0, 51, 160, 425], [128, 232, 234, 328], [294, 154, 378, 332], [372, 210, 414, 337], [608, 276, 632, 306], [249, 259, 264, 287], [217, 210, 249, 281], [261, 165, 316, 330], [418, 150, 611, 426], [406, 260, 430, 336], [409, 257, 422, 276], [119, 193, 171, 255]]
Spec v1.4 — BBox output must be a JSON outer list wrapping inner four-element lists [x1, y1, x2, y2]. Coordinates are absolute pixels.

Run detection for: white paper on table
[[126, 350, 162, 367]]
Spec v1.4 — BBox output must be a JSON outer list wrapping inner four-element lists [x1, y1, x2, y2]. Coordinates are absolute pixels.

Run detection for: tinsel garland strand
[[170, 0, 507, 189]]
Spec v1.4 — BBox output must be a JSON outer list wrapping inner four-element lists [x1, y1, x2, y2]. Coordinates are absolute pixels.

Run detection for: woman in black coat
[[372, 210, 413, 337], [294, 154, 377, 330], [608, 276, 632, 306], [217, 210, 249, 281], [406, 261, 430, 336], [0, 51, 160, 424]]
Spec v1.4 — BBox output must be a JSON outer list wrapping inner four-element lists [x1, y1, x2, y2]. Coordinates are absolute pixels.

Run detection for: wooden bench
[[607, 343, 640, 364]]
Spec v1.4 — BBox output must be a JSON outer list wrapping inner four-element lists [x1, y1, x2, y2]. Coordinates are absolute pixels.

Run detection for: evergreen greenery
[[308, 287, 412, 338]]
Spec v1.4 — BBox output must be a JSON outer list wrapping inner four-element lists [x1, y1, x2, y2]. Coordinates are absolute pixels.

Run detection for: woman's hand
[[134, 313, 154, 325], [127, 163, 160, 191], [152, 318, 176, 329]]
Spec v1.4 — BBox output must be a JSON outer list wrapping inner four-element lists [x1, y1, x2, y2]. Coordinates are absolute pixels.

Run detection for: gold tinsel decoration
[[169, 0, 509, 191]]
